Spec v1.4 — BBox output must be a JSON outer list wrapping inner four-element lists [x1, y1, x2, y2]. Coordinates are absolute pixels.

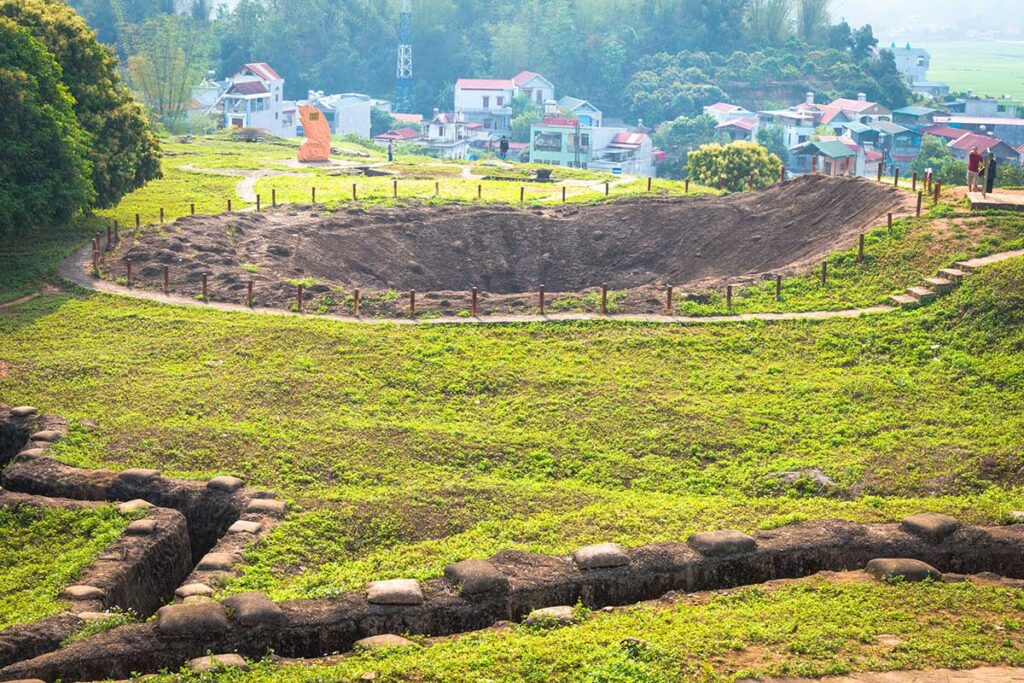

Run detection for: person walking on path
[[984, 151, 998, 196], [387, 138, 394, 162], [967, 146, 983, 192], [499, 135, 510, 161]]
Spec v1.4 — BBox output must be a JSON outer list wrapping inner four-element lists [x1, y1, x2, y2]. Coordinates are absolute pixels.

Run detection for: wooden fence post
[[605, 181, 610, 196], [256, 194, 261, 212], [821, 262, 827, 285], [311, 187, 316, 204], [665, 285, 673, 314], [352, 184, 357, 201], [601, 284, 608, 315], [893, 167, 900, 188], [160, 207, 164, 224], [126, 259, 132, 287], [917, 191, 923, 217], [858, 234, 865, 263], [477, 184, 482, 200], [393, 179, 398, 198], [647, 177, 652, 192], [409, 289, 415, 315], [934, 181, 942, 203], [247, 280, 253, 307], [780, 166, 787, 183], [163, 265, 169, 295], [471, 287, 477, 317], [353, 289, 360, 317], [685, 178, 690, 193], [272, 188, 277, 207], [888, 212, 893, 233], [748, 174, 754, 192], [562, 186, 566, 202], [113, 219, 119, 244], [227, 199, 232, 212], [202, 273, 208, 300], [912, 172, 918, 191], [135, 213, 140, 229], [520, 186, 525, 202], [435, 181, 439, 198], [877, 162, 883, 182], [775, 274, 782, 302], [539, 285, 545, 315], [190, 203, 195, 216], [726, 285, 733, 309]]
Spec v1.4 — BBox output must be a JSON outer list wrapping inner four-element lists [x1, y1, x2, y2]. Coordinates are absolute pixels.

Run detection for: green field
[[0, 504, 131, 630], [927, 41, 1024, 99], [3, 137, 1024, 680]]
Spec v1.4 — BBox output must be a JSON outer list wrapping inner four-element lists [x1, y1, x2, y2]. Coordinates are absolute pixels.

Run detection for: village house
[[512, 71, 555, 108], [871, 121, 922, 174], [300, 91, 372, 138], [947, 131, 1021, 164], [454, 78, 516, 133], [373, 126, 422, 146], [218, 62, 296, 137], [892, 106, 944, 129], [423, 110, 474, 160], [933, 114, 1024, 147], [527, 115, 655, 176], [557, 96, 602, 127], [888, 42, 949, 98], [789, 139, 858, 176]]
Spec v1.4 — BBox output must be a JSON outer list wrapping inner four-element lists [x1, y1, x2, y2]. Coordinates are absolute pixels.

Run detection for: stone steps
[[923, 276, 955, 294], [937, 268, 967, 282], [906, 285, 936, 302], [890, 250, 1024, 309], [889, 294, 919, 307]]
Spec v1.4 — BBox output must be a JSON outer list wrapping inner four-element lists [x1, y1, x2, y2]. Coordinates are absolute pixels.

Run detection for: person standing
[[387, 138, 394, 162], [984, 151, 998, 196], [499, 135, 510, 161], [967, 146, 983, 192]]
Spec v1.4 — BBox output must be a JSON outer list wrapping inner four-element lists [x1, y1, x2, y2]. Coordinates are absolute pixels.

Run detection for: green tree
[[756, 122, 788, 160], [745, 0, 793, 46], [910, 135, 966, 186], [0, 0, 161, 208], [370, 107, 400, 137], [124, 14, 212, 130], [0, 18, 93, 232], [686, 141, 783, 191], [796, 0, 830, 45], [652, 114, 718, 179], [810, 123, 835, 140]]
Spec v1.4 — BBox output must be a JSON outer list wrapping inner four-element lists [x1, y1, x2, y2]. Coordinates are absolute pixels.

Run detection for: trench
[[0, 419, 29, 469]]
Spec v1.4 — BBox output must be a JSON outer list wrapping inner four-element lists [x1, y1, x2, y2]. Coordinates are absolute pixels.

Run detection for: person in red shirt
[[967, 147, 983, 192]]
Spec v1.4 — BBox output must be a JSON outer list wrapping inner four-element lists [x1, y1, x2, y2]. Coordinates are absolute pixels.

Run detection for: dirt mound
[[110, 175, 903, 315]]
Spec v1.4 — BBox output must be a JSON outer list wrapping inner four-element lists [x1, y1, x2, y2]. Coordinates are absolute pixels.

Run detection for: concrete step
[[953, 261, 978, 273], [937, 268, 967, 282], [890, 294, 919, 307], [907, 286, 936, 302], [923, 276, 955, 294]]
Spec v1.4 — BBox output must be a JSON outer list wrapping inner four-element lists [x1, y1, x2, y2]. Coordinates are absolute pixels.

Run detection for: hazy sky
[[832, 0, 1024, 41]]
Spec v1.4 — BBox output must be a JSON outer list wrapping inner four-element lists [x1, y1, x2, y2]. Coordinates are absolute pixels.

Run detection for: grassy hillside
[[0, 504, 131, 630]]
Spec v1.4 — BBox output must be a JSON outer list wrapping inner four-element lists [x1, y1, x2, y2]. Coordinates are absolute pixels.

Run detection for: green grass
[[152, 577, 1024, 682], [0, 504, 132, 630], [1, 259, 1022, 604], [927, 41, 1024, 99]]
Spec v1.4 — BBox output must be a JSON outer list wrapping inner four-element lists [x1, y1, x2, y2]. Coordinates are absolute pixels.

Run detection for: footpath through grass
[[0, 504, 131, 630]]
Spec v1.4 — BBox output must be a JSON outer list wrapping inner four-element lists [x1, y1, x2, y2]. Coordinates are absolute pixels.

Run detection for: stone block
[[246, 498, 286, 517], [61, 585, 105, 600], [196, 552, 240, 572], [76, 611, 113, 622], [208, 475, 245, 493], [900, 513, 960, 542], [183, 596, 214, 604], [355, 634, 416, 649], [16, 448, 45, 458], [188, 654, 250, 673], [444, 559, 508, 595], [125, 519, 158, 536], [118, 499, 154, 514], [118, 468, 161, 483], [572, 543, 630, 570], [175, 583, 215, 599], [228, 520, 262, 535], [10, 406, 37, 417], [865, 558, 941, 582], [367, 578, 424, 605], [223, 591, 284, 627], [687, 530, 756, 557], [156, 602, 229, 637], [29, 430, 63, 442], [525, 605, 576, 626]]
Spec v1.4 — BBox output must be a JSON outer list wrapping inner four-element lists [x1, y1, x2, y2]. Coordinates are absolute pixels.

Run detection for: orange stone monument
[[298, 105, 331, 163]]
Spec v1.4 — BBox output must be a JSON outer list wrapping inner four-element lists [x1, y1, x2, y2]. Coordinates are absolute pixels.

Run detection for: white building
[[454, 78, 516, 133], [558, 96, 602, 127], [512, 71, 555, 108], [302, 91, 371, 138], [219, 62, 296, 137], [424, 111, 472, 159], [703, 102, 754, 124]]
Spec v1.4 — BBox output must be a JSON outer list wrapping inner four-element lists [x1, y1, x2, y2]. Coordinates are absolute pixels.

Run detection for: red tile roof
[[922, 124, 964, 140], [716, 117, 757, 131], [829, 98, 879, 113], [949, 131, 1006, 153], [610, 132, 648, 148], [245, 62, 281, 81], [707, 102, 742, 113], [392, 113, 423, 124], [375, 127, 422, 141], [512, 71, 539, 86], [227, 81, 269, 96], [456, 78, 515, 90]]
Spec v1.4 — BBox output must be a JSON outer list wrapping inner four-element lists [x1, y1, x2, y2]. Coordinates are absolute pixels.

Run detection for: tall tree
[[0, 0, 161, 208], [796, 0, 831, 45], [124, 14, 212, 129], [0, 18, 94, 232], [746, 0, 793, 46]]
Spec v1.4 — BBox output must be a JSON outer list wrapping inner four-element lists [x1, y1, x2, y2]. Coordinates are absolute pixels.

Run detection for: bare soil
[[108, 175, 904, 317]]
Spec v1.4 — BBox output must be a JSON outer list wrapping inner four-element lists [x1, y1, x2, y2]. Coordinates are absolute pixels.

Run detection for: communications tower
[[395, 0, 413, 113]]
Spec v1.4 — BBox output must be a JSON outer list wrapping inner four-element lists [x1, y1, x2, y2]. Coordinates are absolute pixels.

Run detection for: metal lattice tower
[[396, 0, 413, 113]]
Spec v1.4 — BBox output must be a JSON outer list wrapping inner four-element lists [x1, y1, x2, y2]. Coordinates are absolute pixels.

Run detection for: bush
[[685, 141, 783, 191]]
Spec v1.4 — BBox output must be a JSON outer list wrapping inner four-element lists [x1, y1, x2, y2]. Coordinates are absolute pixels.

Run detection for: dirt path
[[59, 240, 895, 325], [179, 164, 307, 203], [746, 667, 1024, 683]]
